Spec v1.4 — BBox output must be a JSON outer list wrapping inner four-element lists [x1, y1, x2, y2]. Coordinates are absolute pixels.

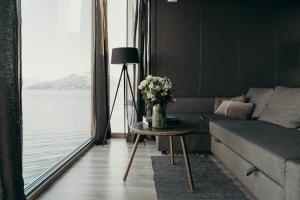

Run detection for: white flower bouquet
[[138, 75, 175, 107]]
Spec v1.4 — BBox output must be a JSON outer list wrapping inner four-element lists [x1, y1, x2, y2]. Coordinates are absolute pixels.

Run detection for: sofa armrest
[[286, 159, 300, 200]]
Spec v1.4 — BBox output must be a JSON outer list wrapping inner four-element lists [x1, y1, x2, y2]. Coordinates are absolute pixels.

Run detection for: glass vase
[[152, 103, 166, 129]]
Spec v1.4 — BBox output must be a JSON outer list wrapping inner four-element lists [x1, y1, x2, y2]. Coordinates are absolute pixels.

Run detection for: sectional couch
[[158, 86, 300, 200], [157, 97, 226, 152]]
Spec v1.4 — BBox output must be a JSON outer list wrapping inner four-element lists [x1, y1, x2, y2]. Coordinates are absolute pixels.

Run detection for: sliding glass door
[[22, 0, 92, 187]]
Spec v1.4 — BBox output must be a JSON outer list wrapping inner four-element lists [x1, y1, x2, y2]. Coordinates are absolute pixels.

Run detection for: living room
[[1, 0, 300, 200]]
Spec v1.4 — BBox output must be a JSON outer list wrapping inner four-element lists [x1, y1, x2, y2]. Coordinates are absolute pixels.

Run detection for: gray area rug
[[151, 155, 249, 200]]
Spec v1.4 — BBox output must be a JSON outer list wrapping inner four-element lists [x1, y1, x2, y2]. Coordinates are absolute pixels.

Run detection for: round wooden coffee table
[[123, 121, 197, 191]]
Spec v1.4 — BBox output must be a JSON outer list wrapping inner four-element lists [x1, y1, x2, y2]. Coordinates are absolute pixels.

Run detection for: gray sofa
[[157, 86, 300, 200], [211, 120, 300, 200], [210, 86, 300, 200], [156, 97, 233, 152]]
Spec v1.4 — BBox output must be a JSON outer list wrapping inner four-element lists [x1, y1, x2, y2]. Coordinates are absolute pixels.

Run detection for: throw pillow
[[215, 100, 254, 120], [246, 88, 274, 119], [259, 86, 300, 129], [214, 95, 245, 112]]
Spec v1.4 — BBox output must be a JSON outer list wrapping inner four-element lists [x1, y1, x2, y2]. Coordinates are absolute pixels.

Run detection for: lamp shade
[[111, 47, 139, 64]]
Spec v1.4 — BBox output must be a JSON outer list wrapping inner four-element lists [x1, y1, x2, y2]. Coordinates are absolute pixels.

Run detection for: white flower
[[147, 92, 153, 99], [138, 74, 175, 106], [146, 75, 153, 80], [138, 79, 149, 90], [149, 82, 154, 89]]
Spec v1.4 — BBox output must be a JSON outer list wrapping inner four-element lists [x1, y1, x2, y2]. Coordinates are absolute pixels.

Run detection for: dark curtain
[[0, 0, 26, 199], [127, 0, 150, 130], [92, 0, 110, 144]]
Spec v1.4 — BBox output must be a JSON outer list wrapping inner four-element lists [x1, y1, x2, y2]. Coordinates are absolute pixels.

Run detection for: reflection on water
[[22, 89, 91, 186], [22, 87, 125, 186]]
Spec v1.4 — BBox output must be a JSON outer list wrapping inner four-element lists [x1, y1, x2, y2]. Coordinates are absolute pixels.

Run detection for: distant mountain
[[28, 74, 91, 90], [23, 76, 44, 88]]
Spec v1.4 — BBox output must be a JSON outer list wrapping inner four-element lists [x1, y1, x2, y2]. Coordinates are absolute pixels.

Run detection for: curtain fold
[[127, 0, 150, 133], [0, 0, 26, 199], [92, 0, 110, 144], [136, 0, 150, 121]]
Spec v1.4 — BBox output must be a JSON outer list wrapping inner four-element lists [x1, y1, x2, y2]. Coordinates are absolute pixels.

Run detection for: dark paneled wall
[[151, 0, 300, 97], [278, 2, 300, 86], [152, 0, 201, 97]]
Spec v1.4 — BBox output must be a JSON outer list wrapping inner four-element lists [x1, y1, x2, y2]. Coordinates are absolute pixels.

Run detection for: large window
[[22, 0, 92, 187], [107, 0, 127, 133]]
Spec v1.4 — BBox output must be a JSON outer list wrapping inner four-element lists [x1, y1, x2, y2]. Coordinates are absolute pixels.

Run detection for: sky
[[22, 0, 128, 132], [22, 0, 127, 81]]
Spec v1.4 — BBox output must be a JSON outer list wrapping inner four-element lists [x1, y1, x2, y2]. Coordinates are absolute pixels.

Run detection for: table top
[[130, 121, 197, 136]]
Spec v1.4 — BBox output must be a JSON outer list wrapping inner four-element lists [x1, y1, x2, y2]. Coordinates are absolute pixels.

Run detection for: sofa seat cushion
[[198, 114, 235, 132], [209, 120, 300, 186], [170, 113, 233, 133], [201, 113, 235, 121], [171, 113, 208, 133]]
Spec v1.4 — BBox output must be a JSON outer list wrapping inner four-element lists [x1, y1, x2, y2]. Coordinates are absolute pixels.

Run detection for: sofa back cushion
[[259, 86, 300, 129], [246, 87, 273, 119]]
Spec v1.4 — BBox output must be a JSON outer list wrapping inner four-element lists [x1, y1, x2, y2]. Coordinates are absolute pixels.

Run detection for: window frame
[[21, 0, 96, 197]]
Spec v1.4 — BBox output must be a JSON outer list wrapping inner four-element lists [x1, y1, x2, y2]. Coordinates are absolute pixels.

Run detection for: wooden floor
[[37, 138, 256, 200], [37, 138, 160, 200]]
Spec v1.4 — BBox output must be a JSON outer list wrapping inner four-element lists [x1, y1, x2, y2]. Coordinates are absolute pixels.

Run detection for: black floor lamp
[[102, 47, 140, 145]]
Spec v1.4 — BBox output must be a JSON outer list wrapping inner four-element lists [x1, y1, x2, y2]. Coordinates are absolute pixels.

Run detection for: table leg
[[180, 135, 194, 191], [169, 136, 174, 165], [123, 133, 141, 181]]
